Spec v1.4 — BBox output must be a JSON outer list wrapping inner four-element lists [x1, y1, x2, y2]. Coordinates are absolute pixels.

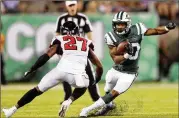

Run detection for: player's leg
[[101, 72, 137, 106], [86, 60, 100, 101], [59, 87, 87, 117], [2, 67, 62, 118], [1, 54, 7, 85], [163, 60, 172, 80], [94, 69, 118, 116], [59, 73, 89, 117], [62, 82, 72, 101], [80, 71, 137, 117]]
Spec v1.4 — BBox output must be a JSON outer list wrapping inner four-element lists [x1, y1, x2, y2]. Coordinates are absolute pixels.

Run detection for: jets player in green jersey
[[80, 11, 176, 117]]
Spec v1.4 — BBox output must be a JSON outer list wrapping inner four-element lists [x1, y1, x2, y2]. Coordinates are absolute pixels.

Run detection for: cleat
[[95, 102, 116, 116], [79, 108, 88, 117], [2, 107, 17, 118], [58, 99, 72, 117], [59, 106, 67, 117]]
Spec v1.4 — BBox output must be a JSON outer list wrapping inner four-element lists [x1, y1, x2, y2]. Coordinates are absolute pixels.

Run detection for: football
[[116, 41, 129, 55]]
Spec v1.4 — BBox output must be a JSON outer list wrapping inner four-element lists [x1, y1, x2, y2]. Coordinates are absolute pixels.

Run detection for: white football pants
[[104, 68, 137, 94], [38, 67, 89, 92]]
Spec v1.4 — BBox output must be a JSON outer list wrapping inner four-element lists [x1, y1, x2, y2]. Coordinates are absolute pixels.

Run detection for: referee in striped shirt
[[55, 1, 100, 103]]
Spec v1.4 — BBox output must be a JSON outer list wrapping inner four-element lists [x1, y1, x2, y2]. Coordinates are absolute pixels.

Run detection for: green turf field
[[1, 83, 178, 118]]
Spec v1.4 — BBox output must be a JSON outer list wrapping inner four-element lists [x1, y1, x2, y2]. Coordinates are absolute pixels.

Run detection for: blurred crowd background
[[1, 1, 178, 84], [1, 1, 179, 25]]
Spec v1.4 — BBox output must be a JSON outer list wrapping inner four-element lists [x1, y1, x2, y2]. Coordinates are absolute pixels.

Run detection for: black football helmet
[[60, 21, 80, 35]]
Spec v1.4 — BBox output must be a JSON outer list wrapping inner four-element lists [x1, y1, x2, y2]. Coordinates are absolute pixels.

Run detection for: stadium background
[[1, 0, 178, 81], [1, 1, 178, 82]]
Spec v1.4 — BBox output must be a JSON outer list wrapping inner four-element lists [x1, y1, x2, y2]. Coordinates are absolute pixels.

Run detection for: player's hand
[[23, 70, 35, 79], [166, 22, 176, 30], [89, 74, 101, 86], [125, 43, 133, 55], [24, 71, 31, 77], [89, 79, 96, 86], [95, 74, 101, 84]]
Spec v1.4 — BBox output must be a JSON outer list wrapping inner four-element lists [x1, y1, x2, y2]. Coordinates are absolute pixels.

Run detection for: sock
[[71, 87, 87, 102], [102, 93, 113, 104], [17, 88, 42, 108], [105, 92, 113, 107], [86, 98, 105, 112], [63, 82, 72, 100]]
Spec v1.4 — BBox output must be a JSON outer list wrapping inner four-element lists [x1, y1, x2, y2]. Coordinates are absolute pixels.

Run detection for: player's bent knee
[[113, 86, 129, 95]]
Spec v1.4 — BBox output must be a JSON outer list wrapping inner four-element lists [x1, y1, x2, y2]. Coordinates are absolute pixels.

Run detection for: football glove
[[23, 70, 35, 79], [89, 74, 101, 86], [166, 22, 176, 30], [125, 42, 133, 55]]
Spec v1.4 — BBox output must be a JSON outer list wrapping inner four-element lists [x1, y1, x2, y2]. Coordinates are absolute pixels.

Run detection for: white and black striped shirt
[[55, 13, 93, 37]]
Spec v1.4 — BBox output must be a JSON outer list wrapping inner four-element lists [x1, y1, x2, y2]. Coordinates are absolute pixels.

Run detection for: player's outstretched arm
[[24, 44, 59, 77], [88, 48, 103, 84], [144, 22, 176, 36]]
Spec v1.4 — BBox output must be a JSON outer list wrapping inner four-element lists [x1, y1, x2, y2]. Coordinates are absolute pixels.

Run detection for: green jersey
[[105, 23, 148, 74]]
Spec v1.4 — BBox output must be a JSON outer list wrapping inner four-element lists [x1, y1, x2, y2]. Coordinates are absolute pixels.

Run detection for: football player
[[2, 21, 103, 118], [80, 11, 176, 117]]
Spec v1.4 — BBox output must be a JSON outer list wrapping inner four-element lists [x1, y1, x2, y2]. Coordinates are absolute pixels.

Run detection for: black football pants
[[62, 60, 100, 101]]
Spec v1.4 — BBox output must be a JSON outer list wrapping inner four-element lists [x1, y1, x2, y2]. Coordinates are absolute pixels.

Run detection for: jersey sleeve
[[136, 22, 148, 35], [50, 36, 62, 46], [50, 37, 63, 55], [104, 33, 116, 46]]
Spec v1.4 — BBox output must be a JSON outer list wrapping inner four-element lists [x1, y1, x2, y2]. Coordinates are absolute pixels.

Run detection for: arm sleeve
[[136, 22, 148, 35]]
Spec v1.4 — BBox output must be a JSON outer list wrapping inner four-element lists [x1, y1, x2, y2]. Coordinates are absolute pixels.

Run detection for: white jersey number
[[129, 43, 140, 60]]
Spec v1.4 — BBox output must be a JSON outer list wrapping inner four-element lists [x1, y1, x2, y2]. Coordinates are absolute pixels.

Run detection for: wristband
[[164, 26, 169, 31], [124, 53, 130, 59]]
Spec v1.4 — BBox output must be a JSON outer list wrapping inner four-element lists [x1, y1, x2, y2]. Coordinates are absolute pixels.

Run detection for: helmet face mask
[[113, 21, 127, 33], [60, 21, 80, 36], [112, 11, 131, 35]]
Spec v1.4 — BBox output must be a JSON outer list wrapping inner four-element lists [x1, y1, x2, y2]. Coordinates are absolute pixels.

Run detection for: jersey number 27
[[63, 36, 87, 51]]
